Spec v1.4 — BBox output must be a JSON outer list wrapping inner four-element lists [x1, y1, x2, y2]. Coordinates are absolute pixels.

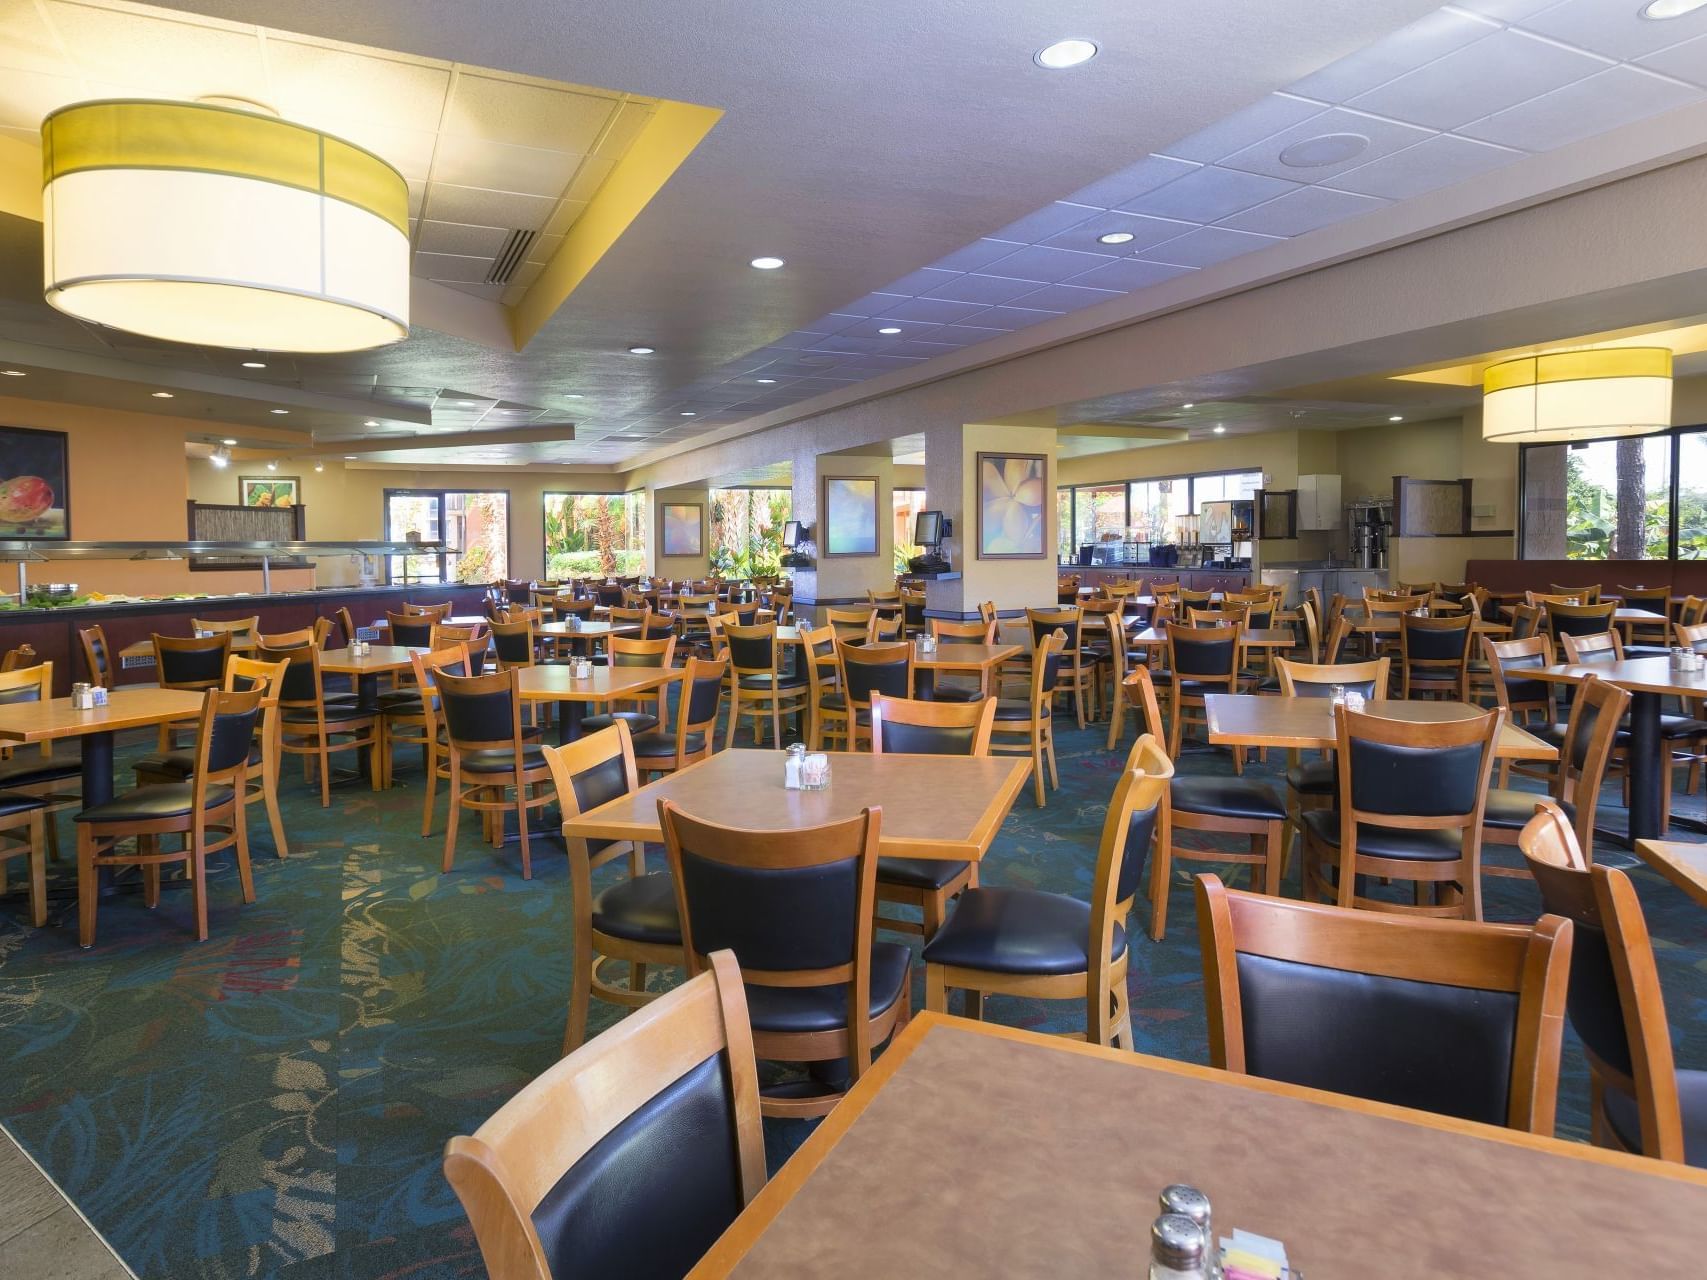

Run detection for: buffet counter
[[0, 583, 487, 694], [1057, 564, 1251, 594]]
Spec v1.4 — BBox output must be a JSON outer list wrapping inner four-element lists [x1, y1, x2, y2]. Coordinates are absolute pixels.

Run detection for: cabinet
[[1296, 474, 1342, 531]]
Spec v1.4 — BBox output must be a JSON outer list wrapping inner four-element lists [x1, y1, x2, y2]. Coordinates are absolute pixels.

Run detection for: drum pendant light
[[41, 99, 410, 352], [1481, 347, 1672, 443]]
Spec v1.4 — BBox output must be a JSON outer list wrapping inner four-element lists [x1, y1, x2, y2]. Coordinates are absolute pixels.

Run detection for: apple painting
[[0, 475, 53, 523], [0, 426, 70, 538]]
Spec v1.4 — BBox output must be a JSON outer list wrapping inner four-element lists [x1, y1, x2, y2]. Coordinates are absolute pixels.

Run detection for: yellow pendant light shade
[[40, 100, 410, 353], [1481, 347, 1672, 443]]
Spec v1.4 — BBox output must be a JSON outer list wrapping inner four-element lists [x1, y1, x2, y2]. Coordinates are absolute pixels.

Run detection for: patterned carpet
[[0, 707, 1703, 1279]]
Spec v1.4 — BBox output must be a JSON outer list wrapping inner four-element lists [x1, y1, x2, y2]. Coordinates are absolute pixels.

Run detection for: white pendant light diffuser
[[1482, 348, 1672, 443]]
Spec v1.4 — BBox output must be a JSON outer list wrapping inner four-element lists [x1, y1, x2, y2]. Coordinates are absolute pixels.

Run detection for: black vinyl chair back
[[1037, 639, 1066, 696], [902, 595, 926, 629], [1115, 790, 1164, 907], [1291, 670, 1380, 700], [436, 670, 519, 747], [257, 645, 320, 706], [879, 719, 977, 755], [388, 614, 435, 647], [566, 735, 634, 818], [80, 627, 110, 685], [597, 584, 624, 607], [842, 643, 911, 707], [645, 613, 677, 641], [726, 628, 775, 674], [1402, 614, 1472, 663], [0, 665, 48, 704], [489, 621, 534, 666], [1170, 625, 1239, 680], [1487, 639, 1552, 709], [1346, 718, 1491, 820], [1028, 609, 1079, 650], [1549, 601, 1616, 639], [683, 662, 727, 727], [1244, 604, 1273, 629], [157, 635, 230, 686], [207, 697, 264, 774], [1565, 632, 1621, 665], [1524, 856, 1628, 1079], [1509, 605, 1542, 640], [611, 642, 669, 670]]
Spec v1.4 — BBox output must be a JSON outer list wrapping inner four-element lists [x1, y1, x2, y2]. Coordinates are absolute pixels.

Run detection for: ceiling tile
[[1217, 184, 1389, 237], [44, 2, 266, 93], [1639, 31, 1707, 86], [1321, 132, 1522, 200], [541, 199, 591, 238], [1287, 8, 1498, 104], [1064, 155, 1203, 212], [885, 338, 964, 359], [834, 293, 910, 318], [1163, 93, 1328, 165], [263, 38, 453, 133], [930, 238, 1026, 272], [979, 244, 1120, 284], [985, 201, 1102, 244], [415, 219, 510, 258], [1520, 0, 1707, 61], [0, 67, 78, 133], [525, 232, 564, 264], [421, 183, 558, 231], [1453, 0, 1557, 19], [957, 305, 1062, 332], [919, 273, 1044, 306], [563, 154, 617, 206], [330, 122, 438, 183], [417, 251, 495, 283], [1037, 210, 1197, 254], [1142, 226, 1284, 269], [1217, 106, 1434, 183], [1005, 282, 1125, 313], [0, 1, 74, 77], [1119, 165, 1297, 222], [1061, 258, 1196, 292], [880, 267, 961, 296], [1459, 65, 1703, 151], [595, 100, 654, 156], [807, 334, 890, 355], [1348, 29, 1607, 132], [429, 135, 581, 198], [874, 295, 993, 323], [443, 74, 619, 153], [932, 323, 1016, 345]]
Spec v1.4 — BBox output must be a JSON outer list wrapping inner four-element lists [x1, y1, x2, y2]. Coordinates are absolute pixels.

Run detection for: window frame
[[1056, 467, 1264, 558], [1518, 426, 1696, 562], [542, 490, 647, 578], [382, 487, 512, 585]]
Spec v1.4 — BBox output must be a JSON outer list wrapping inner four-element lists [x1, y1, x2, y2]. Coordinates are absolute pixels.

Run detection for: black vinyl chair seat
[[76, 782, 235, 824], [1625, 644, 1673, 660], [0, 791, 48, 818], [1602, 1070, 1707, 1169], [737, 673, 806, 691], [1255, 674, 1283, 694], [1466, 659, 1491, 674], [1285, 760, 1335, 795], [1176, 678, 1229, 696], [1538, 721, 1631, 749], [922, 886, 1125, 976], [630, 730, 706, 760], [134, 746, 260, 779], [0, 752, 80, 787], [282, 704, 375, 726], [742, 941, 910, 1034], [1660, 715, 1707, 740], [1148, 668, 1173, 685], [1171, 777, 1287, 822], [578, 710, 661, 736], [1482, 789, 1576, 831], [1300, 809, 1463, 861], [459, 745, 548, 775], [376, 688, 435, 713], [875, 856, 971, 890], [818, 692, 846, 712], [591, 871, 681, 946], [992, 699, 1033, 722]]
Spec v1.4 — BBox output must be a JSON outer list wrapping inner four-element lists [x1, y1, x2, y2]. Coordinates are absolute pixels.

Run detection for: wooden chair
[[0, 665, 80, 833], [799, 624, 845, 751], [335, 605, 360, 647], [1559, 629, 1623, 664], [1399, 612, 1473, 700], [1617, 585, 1673, 654], [408, 645, 478, 838], [580, 634, 676, 739], [1162, 623, 1242, 766], [926, 617, 996, 703], [134, 655, 291, 860], [256, 626, 316, 650], [75, 687, 265, 945], [1518, 804, 1704, 1166], [868, 694, 996, 939], [1272, 655, 1390, 867], [435, 667, 556, 879], [1195, 874, 1571, 1134], [444, 950, 765, 1280], [1547, 583, 1602, 605], [1080, 597, 1124, 710], [899, 588, 927, 637], [1680, 595, 1707, 628], [825, 606, 874, 643], [258, 643, 382, 808], [191, 615, 260, 643], [1026, 606, 1092, 727], [0, 644, 38, 673], [629, 657, 722, 777], [77, 625, 112, 689], [836, 640, 913, 750], [0, 789, 47, 927], [152, 632, 231, 750], [1120, 665, 1286, 941], [1546, 600, 1616, 641], [865, 612, 904, 644], [990, 630, 1064, 808], [924, 735, 1172, 1047], [540, 722, 682, 1051], [723, 622, 807, 748], [404, 600, 453, 621], [661, 801, 908, 1119], [1301, 703, 1503, 920], [386, 611, 436, 648]]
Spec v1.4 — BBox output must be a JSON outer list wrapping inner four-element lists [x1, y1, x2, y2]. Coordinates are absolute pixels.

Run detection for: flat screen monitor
[[781, 519, 804, 548], [914, 510, 944, 547]]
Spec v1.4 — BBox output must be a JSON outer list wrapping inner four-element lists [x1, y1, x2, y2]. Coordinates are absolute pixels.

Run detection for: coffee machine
[[1350, 504, 1392, 570]]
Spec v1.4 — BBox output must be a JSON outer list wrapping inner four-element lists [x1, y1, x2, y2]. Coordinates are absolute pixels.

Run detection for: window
[[1056, 487, 1074, 562], [384, 489, 509, 584], [1190, 471, 1263, 507], [893, 488, 926, 572], [1128, 478, 1187, 542], [1521, 433, 1675, 561], [1073, 484, 1128, 553], [709, 487, 791, 577], [543, 492, 646, 577], [1057, 468, 1266, 558]]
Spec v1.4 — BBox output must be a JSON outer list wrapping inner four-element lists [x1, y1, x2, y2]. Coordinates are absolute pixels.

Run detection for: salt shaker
[[1159, 1186, 1216, 1277], [784, 742, 805, 790], [1150, 1213, 1209, 1280]]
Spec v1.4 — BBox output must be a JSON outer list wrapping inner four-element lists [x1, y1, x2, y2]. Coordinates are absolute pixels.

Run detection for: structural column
[[787, 443, 898, 624], [646, 483, 711, 580]]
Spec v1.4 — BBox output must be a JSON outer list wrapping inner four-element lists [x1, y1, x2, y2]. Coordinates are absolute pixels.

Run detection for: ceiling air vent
[[486, 230, 536, 285]]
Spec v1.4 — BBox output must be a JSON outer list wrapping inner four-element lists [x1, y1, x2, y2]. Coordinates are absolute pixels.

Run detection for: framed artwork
[[821, 475, 880, 557], [977, 452, 1047, 559], [0, 425, 70, 540], [661, 502, 703, 557], [239, 475, 300, 509]]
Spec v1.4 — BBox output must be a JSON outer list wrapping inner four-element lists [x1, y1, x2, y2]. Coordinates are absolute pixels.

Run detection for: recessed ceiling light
[[266, 460, 278, 471], [1643, 0, 1707, 17], [1182, 403, 1195, 409], [680, 411, 697, 416], [1279, 133, 1370, 168], [1212, 424, 1226, 434], [364, 419, 379, 427], [241, 361, 266, 369], [221, 437, 237, 445], [456, 400, 477, 407], [1035, 38, 1099, 69], [151, 391, 174, 398], [1389, 415, 1404, 422], [270, 408, 289, 414], [756, 378, 777, 384], [628, 346, 655, 355], [565, 393, 583, 398], [750, 256, 785, 270], [0, 369, 25, 377], [344, 455, 357, 460], [878, 326, 902, 335], [1097, 231, 1135, 245], [314, 462, 324, 472]]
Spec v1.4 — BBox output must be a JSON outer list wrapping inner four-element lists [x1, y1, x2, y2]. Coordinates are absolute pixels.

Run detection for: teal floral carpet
[[1, 715, 1703, 1278]]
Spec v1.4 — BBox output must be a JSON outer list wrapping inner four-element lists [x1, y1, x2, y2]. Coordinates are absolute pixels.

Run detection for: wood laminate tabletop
[[514, 663, 680, 704], [535, 621, 642, 640], [1126, 626, 1295, 649], [1204, 694, 1556, 762], [316, 645, 424, 675], [910, 641, 1020, 672], [1632, 839, 1707, 908], [1529, 657, 1707, 699], [1496, 605, 1667, 626], [690, 1013, 1707, 1278], [0, 687, 205, 744], [565, 748, 1028, 861], [1348, 615, 1509, 635]]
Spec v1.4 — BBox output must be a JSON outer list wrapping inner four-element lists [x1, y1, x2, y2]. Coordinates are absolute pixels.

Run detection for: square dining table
[[1204, 694, 1557, 762], [1633, 839, 1707, 908], [1126, 626, 1296, 650], [565, 748, 1028, 861], [515, 662, 682, 744], [317, 644, 425, 706]]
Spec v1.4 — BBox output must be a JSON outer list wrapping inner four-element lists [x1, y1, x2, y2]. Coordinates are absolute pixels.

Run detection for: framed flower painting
[[976, 452, 1047, 559]]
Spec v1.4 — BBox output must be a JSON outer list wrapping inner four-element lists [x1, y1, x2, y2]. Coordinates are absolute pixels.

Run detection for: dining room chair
[[824, 606, 874, 645], [152, 632, 232, 750], [799, 624, 846, 751], [1399, 612, 1474, 701], [723, 622, 807, 748], [405, 600, 454, 621], [924, 735, 1172, 1047], [1547, 600, 1617, 641], [1118, 664, 1286, 941], [925, 617, 997, 703], [407, 644, 478, 838], [1481, 632, 1561, 790], [435, 667, 557, 879], [76, 624, 112, 690], [836, 639, 913, 751], [444, 949, 765, 1280], [1548, 583, 1603, 605], [990, 629, 1065, 808], [629, 657, 722, 778], [864, 612, 904, 644], [661, 800, 909, 1120], [580, 634, 676, 740], [190, 615, 260, 644], [1680, 595, 1707, 628], [386, 611, 435, 648], [1195, 874, 1572, 1134], [134, 654, 291, 860], [1026, 606, 1092, 727], [867, 694, 997, 940], [0, 786, 48, 927], [0, 664, 80, 838], [258, 642, 382, 808], [1271, 654, 1391, 865], [1617, 585, 1673, 655], [1162, 622, 1243, 767], [75, 686, 265, 946], [0, 644, 38, 673], [334, 605, 360, 648], [1300, 703, 1504, 921], [1518, 803, 1704, 1166]]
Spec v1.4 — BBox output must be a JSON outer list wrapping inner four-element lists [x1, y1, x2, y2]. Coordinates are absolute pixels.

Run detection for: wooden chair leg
[[261, 768, 288, 860], [1105, 682, 1125, 751], [1263, 820, 1283, 895], [77, 826, 97, 948], [1044, 729, 1059, 792], [369, 729, 383, 792], [235, 806, 256, 905], [420, 742, 439, 837], [25, 811, 46, 927], [1030, 732, 1046, 807], [190, 843, 209, 942], [442, 766, 462, 874], [141, 836, 160, 909], [516, 784, 533, 881], [925, 964, 948, 1014], [317, 739, 332, 807]]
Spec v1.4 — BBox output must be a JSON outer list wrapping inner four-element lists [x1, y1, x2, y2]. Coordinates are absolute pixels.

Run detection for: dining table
[[1632, 838, 1707, 908], [688, 1012, 1707, 1278], [515, 662, 682, 744], [1126, 626, 1297, 650], [1204, 694, 1558, 762], [565, 748, 1029, 861], [317, 644, 425, 707]]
